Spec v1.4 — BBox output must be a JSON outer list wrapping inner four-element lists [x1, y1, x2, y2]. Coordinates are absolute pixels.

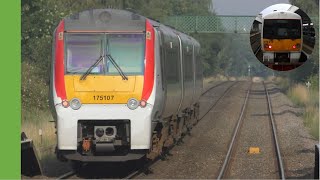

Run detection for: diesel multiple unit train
[[49, 9, 202, 162], [249, 4, 315, 71], [261, 10, 302, 65]]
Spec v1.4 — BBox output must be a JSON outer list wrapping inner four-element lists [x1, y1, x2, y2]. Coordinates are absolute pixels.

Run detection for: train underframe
[[263, 51, 301, 64], [56, 103, 200, 162], [147, 103, 200, 160]]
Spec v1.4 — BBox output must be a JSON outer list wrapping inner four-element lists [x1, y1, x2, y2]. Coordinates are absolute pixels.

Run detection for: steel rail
[[126, 81, 238, 179], [217, 83, 251, 179], [56, 170, 76, 179], [254, 45, 261, 55], [57, 82, 238, 180], [201, 81, 229, 96], [199, 81, 238, 120], [264, 82, 285, 179]]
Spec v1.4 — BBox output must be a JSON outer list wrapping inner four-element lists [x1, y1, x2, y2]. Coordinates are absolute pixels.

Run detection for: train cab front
[[50, 9, 156, 162], [262, 17, 302, 65]]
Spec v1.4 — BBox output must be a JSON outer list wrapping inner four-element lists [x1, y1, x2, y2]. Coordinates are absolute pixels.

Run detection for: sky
[[212, 0, 290, 16], [260, 3, 297, 16]]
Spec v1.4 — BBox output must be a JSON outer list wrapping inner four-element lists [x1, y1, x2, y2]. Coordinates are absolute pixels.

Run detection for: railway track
[[217, 82, 285, 179], [199, 81, 237, 120], [124, 81, 238, 179], [57, 81, 237, 179], [201, 81, 229, 96], [57, 170, 75, 179]]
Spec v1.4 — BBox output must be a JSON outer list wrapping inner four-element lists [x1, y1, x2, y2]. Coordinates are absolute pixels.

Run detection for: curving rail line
[[124, 81, 238, 179]]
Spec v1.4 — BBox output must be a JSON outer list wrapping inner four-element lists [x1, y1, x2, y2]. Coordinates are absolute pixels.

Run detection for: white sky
[[260, 3, 296, 16], [212, 0, 290, 16]]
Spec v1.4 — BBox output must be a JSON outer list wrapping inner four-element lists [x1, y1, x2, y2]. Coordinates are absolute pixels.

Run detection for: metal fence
[[163, 16, 319, 34]]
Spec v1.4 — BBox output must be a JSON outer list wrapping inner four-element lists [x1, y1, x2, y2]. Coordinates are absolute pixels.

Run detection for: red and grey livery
[[50, 9, 202, 163]]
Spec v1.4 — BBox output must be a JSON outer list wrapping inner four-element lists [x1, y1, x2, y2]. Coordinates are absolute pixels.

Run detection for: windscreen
[[65, 34, 103, 74], [65, 33, 145, 75], [107, 34, 145, 74], [263, 19, 301, 39]]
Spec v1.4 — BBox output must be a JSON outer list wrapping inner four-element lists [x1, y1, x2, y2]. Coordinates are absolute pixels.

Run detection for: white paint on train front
[[56, 104, 153, 150]]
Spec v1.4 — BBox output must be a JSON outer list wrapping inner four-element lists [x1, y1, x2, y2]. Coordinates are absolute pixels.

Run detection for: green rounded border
[[0, 0, 20, 178]]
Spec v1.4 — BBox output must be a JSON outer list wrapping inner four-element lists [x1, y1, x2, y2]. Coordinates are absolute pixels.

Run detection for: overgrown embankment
[[276, 76, 319, 139]]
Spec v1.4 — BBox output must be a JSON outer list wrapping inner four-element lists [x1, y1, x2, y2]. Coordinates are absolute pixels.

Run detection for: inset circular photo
[[250, 4, 315, 71]]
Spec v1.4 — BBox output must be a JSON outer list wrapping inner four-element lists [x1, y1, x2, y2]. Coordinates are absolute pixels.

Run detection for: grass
[[21, 108, 74, 177], [288, 84, 310, 106], [203, 75, 226, 90], [275, 76, 290, 92], [303, 106, 319, 139], [286, 82, 319, 140], [21, 108, 56, 159], [203, 74, 241, 90]]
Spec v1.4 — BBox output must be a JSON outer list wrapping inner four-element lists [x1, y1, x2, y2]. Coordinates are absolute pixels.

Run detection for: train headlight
[[264, 44, 272, 49], [127, 98, 139, 110], [140, 100, 147, 108], [70, 98, 81, 110], [62, 100, 69, 108], [95, 128, 104, 137]]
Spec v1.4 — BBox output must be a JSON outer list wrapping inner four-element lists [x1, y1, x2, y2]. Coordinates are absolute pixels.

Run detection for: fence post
[[235, 17, 238, 33], [195, 16, 198, 32], [39, 129, 42, 145]]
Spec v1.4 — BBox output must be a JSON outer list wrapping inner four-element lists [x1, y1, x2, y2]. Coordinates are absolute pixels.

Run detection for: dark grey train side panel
[[159, 26, 183, 118], [177, 33, 196, 112], [155, 25, 202, 118]]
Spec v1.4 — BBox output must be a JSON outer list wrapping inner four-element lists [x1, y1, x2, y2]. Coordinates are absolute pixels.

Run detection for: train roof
[[61, 9, 199, 45], [260, 4, 298, 16], [259, 4, 312, 24], [263, 11, 301, 20], [63, 9, 147, 32]]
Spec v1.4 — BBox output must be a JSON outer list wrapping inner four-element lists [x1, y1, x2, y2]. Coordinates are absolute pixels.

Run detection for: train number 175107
[[93, 95, 114, 101]]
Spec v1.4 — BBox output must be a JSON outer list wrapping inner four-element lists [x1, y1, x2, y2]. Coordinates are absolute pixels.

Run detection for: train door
[[192, 44, 196, 104], [158, 27, 182, 118], [157, 28, 167, 115], [176, 34, 184, 114]]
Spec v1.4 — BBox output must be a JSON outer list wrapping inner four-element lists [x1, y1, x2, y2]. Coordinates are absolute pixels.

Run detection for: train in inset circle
[[49, 9, 203, 163], [261, 10, 302, 65], [250, 4, 315, 71]]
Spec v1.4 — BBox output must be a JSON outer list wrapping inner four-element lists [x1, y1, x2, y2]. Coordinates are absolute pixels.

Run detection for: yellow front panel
[[263, 39, 301, 52], [64, 75, 144, 104]]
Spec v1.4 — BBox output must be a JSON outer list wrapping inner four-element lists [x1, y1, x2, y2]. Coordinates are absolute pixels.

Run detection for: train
[[49, 9, 202, 163], [250, 15, 262, 55], [261, 10, 303, 66]]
